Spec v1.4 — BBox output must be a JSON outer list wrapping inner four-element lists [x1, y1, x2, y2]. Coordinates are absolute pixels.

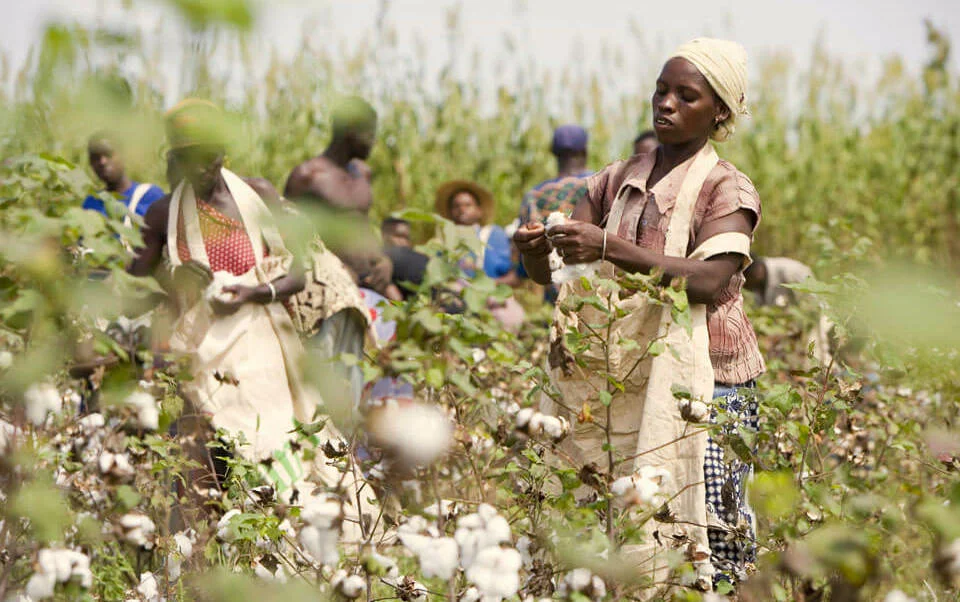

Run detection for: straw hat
[[434, 180, 495, 225]]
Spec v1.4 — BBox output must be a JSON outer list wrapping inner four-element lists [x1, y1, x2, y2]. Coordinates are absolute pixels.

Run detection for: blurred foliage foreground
[[1, 7, 960, 602]]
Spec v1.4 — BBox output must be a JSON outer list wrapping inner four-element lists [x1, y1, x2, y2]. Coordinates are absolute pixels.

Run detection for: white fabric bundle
[[545, 212, 600, 285]]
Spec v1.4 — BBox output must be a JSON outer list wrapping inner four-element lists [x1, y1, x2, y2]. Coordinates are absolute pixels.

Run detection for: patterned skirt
[[705, 381, 759, 583]]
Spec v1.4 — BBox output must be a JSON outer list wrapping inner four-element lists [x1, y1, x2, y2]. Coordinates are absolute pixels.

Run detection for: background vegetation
[[0, 2, 959, 602]]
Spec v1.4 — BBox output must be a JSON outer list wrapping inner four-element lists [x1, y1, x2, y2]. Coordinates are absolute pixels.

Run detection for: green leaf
[[425, 367, 444, 389], [116, 485, 141, 511], [598, 390, 612, 407], [765, 384, 802, 416]]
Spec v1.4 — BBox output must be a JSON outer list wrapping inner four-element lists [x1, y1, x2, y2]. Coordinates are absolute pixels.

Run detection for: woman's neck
[[659, 137, 708, 170], [649, 137, 708, 189], [195, 173, 226, 204]]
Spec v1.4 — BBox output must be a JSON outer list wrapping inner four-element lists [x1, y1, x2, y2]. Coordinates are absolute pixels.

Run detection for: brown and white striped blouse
[[584, 150, 766, 385]]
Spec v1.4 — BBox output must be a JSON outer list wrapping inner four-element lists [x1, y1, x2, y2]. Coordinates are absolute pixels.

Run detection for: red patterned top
[[177, 201, 257, 276]]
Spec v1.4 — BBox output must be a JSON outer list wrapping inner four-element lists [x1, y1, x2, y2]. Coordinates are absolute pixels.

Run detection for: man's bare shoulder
[[284, 157, 337, 198]]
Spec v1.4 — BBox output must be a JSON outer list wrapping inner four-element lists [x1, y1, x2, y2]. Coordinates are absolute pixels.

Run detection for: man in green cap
[[284, 96, 400, 406]]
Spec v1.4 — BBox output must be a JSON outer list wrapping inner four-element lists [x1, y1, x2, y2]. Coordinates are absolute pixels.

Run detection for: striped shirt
[[585, 150, 765, 385]]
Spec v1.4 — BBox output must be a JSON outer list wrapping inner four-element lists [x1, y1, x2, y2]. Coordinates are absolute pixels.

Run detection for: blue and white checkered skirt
[[705, 381, 759, 582]]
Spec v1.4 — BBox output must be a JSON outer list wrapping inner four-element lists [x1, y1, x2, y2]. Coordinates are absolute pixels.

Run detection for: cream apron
[[165, 170, 359, 506], [544, 144, 722, 582]]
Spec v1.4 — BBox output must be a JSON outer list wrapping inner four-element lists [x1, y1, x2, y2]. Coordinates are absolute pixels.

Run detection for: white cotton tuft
[[544, 212, 602, 285], [204, 271, 242, 304], [24, 383, 62, 426], [610, 466, 672, 507], [367, 402, 453, 467], [465, 546, 522, 601], [124, 391, 159, 431]]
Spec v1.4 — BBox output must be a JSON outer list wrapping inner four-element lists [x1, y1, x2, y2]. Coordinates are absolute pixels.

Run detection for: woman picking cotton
[[435, 180, 525, 331], [129, 101, 370, 535], [514, 39, 764, 586]]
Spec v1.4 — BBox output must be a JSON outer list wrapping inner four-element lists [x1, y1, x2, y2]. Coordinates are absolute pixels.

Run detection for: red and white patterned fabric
[[177, 201, 257, 276]]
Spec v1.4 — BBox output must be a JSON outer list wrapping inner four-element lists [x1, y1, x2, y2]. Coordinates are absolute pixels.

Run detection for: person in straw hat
[[435, 179, 514, 281], [435, 179, 525, 331], [514, 38, 763, 586], [128, 101, 373, 536]]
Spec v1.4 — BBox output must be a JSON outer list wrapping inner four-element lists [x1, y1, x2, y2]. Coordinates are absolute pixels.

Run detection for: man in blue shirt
[[82, 133, 164, 223]]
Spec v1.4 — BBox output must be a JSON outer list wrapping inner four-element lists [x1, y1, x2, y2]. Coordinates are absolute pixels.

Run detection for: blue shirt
[[481, 225, 513, 279], [82, 182, 164, 218], [459, 225, 515, 280]]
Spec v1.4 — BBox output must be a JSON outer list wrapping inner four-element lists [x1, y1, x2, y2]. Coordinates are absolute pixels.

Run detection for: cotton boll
[[460, 587, 481, 602], [363, 551, 400, 584], [0, 419, 18, 454], [0, 350, 13, 370], [98, 451, 135, 480], [536, 415, 569, 442], [205, 271, 241, 304], [418, 537, 459, 580], [455, 505, 512, 570], [27, 549, 94, 600], [119, 514, 156, 549], [559, 568, 606, 600], [465, 547, 522, 601], [253, 559, 288, 583], [168, 530, 196, 581], [679, 398, 710, 422], [136, 572, 160, 602], [610, 466, 671, 507], [551, 261, 600, 285], [299, 524, 340, 567], [332, 570, 366, 599], [515, 408, 535, 430], [300, 495, 343, 530], [883, 590, 915, 602], [25, 570, 56, 600], [544, 212, 567, 232], [216, 509, 242, 542], [367, 402, 453, 467], [24, 383, 62, 426], [78, 413, 105, 433], [124, 391, 159, 431]]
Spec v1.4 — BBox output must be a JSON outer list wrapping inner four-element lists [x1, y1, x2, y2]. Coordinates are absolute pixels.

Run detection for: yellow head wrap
[[671, 38, 749, 142], [164, 98, 229, 150]]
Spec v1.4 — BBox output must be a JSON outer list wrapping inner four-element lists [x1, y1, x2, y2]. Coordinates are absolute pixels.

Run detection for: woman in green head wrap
[[128, 99, 356, 506]]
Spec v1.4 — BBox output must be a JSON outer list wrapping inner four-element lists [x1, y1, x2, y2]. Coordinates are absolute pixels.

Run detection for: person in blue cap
[[517, 124, 593, 226], [515, 124, 593, 301]]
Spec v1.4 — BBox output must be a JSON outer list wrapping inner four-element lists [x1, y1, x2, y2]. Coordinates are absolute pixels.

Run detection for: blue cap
[[551, 124, 588, 155]]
